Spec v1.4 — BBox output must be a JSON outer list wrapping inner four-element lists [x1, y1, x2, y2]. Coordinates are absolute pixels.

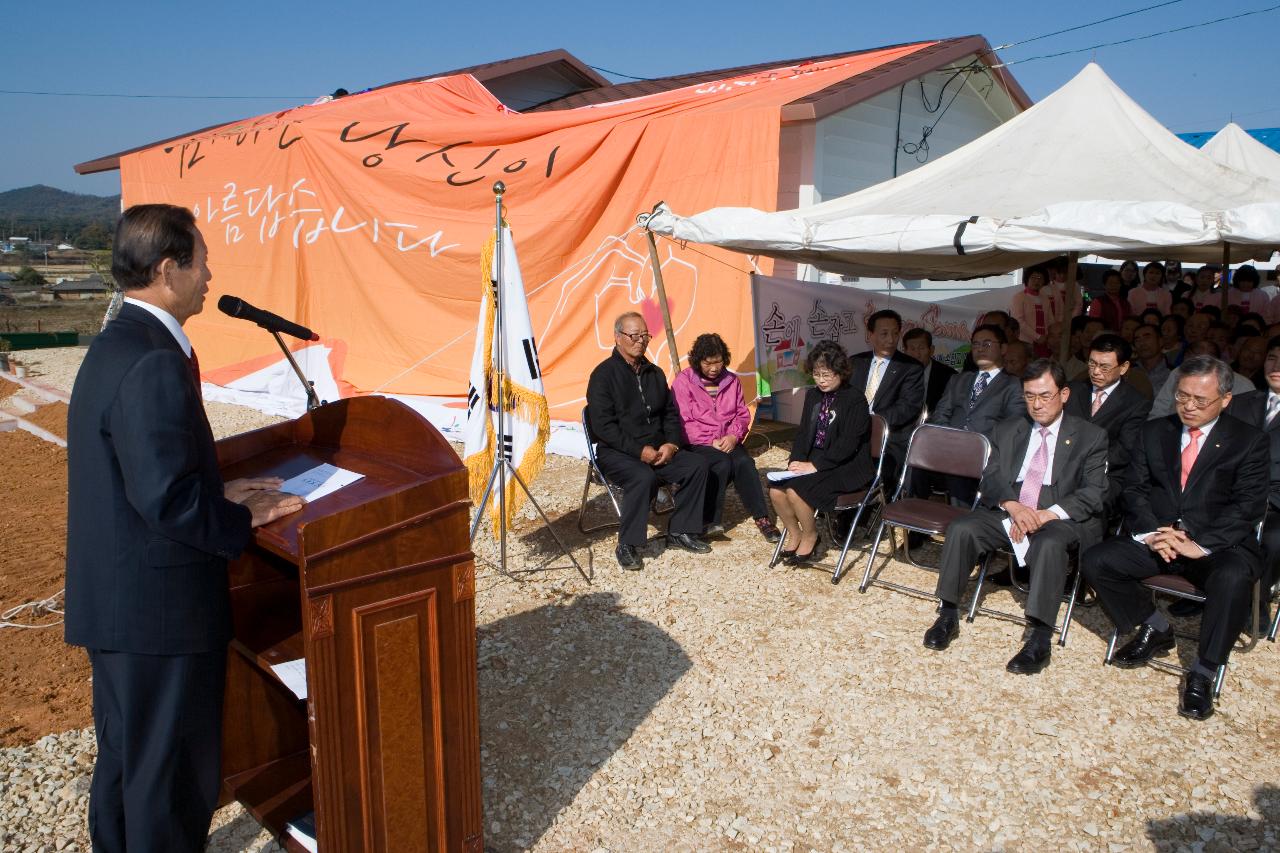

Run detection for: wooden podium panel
[[217, 397, 483, 852]]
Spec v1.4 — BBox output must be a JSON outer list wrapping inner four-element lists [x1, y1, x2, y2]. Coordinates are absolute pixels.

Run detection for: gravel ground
[[2, 347, 1278, 852]]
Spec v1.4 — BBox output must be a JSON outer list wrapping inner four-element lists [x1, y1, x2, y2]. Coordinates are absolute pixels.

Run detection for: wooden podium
[[215, 396, 483, 852]]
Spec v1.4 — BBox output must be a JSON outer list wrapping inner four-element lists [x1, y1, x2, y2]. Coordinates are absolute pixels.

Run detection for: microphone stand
[[270, 330, 322, 410]]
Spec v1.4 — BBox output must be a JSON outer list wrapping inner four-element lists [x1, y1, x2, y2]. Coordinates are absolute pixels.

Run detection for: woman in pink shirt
[[671, 333, 780, 542], [1010, 266, 1055, 354], [1227, 265, 1270, 320], [1127, 261, 1172, 317]]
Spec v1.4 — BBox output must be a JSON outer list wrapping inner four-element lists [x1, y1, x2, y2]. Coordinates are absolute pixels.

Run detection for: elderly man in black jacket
[[586, 312, 711, 570]]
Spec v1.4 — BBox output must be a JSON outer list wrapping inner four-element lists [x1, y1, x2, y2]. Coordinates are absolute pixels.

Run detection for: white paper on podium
[[1001, 517, 1032, 567], [269, 658, 309, 700], [279, 463, 364, 503]]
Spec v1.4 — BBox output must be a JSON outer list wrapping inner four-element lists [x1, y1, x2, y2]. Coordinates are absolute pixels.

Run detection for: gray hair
[[614, 311, 645, 334], [1175, 354, 1233, 396]]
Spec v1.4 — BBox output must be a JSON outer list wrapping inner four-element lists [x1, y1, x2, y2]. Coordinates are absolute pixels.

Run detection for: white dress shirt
[[1089, 378, 1122, 412], [1013, 413, 1069, 520], [123, 297, 192, 357]]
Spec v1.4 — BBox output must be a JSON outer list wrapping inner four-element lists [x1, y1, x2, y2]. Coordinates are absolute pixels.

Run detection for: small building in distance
[[45, 274, 109, 301]]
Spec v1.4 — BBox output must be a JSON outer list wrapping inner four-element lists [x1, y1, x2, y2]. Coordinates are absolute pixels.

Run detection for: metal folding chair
[[767, 415, 890, 585], [965, 541, 1085, 647], [859, 424, 992, 597], [576, 405, 674, 536], [1102, 521, 1266, 699]]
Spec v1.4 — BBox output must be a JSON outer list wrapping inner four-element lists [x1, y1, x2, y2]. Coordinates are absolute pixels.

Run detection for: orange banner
[[121, 43, 933, 415]]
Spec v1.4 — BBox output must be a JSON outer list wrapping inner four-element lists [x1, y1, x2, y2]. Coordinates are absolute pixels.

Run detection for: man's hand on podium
[[224, 477, 307, 527]]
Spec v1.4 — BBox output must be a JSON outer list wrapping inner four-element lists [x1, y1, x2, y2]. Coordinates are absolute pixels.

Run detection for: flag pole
[[468, 182, 591, 583]]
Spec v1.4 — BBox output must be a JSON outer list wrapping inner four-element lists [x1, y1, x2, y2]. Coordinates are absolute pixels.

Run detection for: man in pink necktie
[[924, 360, 1109, 675], [1084, 356, 1269, 721]]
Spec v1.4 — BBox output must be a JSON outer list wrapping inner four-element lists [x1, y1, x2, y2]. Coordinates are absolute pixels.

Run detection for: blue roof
[[1177, 127, 1280, 153]]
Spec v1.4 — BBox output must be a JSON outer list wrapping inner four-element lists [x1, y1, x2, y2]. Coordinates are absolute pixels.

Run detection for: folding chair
[[766, 414, 890, 585], [576, 405, 674, 536], [1269, 591, 1279, 643], [859, 424, 992, 597], [1102, 522, 1266, 699], [965, 541, 1085, 647]]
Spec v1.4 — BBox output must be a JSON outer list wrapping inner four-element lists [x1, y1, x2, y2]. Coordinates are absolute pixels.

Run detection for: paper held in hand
[[766, 470, 803, 483], [279, 463, 364, 503]]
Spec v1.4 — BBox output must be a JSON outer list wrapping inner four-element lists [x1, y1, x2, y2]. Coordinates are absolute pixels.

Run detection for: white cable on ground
[[0, 588, 65, 629]]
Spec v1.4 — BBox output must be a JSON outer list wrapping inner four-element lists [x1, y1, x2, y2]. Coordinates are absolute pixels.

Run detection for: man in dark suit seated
[[923, 359, 1108, 674], [1064, 334, 1152, 516], [1083, 355, 1269, 721], [920, 323, 1026, 506], [902, 327, 957, 415], [586, 311, 711, 570], [65, 205, 305, 852], [1225, 334, 1280, 627], [850, 309, 925, 488]]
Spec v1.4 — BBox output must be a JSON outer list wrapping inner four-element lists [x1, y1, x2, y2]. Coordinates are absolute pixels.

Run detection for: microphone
[[217, 295, 319, 341]]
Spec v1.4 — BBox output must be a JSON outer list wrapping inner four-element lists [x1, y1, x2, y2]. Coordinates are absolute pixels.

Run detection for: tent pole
[[1058, 252, 1078, 364], [643, 228, 683, 379], [1221, 242, 1231, 312]]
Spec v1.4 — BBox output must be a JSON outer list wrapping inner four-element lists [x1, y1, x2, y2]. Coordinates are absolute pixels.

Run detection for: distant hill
[[0, 185, 120, 248]]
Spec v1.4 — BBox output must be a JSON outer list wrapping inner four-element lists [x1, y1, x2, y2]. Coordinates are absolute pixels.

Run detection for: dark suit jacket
[[1064, 378, 1152, 511], [1226, 390, 1280, 512], [978, 414, 1110, 547], [922, 359, 957, 413], [789, 385, 875, 493], [1124, 413, 1269, 554], [586, 349, 685, 456], [850, 351, 924, 454], [64, 304, 252, 655], [928, 369, 1025, 437]]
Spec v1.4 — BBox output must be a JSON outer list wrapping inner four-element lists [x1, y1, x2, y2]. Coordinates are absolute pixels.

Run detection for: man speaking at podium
[[64, 204, 304, 852]]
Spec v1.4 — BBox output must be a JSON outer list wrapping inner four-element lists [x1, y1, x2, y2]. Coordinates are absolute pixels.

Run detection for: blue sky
[[4, 0, 1278, 196]]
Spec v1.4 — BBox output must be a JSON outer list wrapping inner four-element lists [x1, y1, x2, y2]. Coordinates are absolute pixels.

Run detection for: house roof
[[74, 39, 1029, 176], [73, 49, 610, 175], [49, 277, 108, 292], [529, 36, 1031, 121]]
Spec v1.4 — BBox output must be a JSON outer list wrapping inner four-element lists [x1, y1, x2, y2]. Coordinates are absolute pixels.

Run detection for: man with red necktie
[[1083, 355, 1268, 721]]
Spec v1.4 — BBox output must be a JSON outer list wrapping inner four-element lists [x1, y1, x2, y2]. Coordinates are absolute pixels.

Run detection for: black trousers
[[1081, 538, 1261, 666], [88, 647, 227, 853], [595, 446, 709, 546], [686, 444, 769, 524], [1262, 512, 1280, 599], [936, 510, 1082, 626]]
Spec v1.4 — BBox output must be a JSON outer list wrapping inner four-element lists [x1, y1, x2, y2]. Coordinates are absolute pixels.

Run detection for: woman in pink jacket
[[672, 333, 781, 542]]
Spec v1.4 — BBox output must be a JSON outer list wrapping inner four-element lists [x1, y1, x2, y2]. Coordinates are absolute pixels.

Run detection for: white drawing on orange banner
[[193, 178, 458, 256], [531, 228, 698, 371]]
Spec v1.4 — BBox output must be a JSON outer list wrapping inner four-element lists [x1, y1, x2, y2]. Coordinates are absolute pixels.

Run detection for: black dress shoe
[[1178, 671, 1215, 721], [986, 568, 1014, 587], [666, 532, 712, 554], [789, 548, 820, 565], [1112, 623, 1176, 668], [776, 549, 797, 565], [923, 613, 960, 650], [615, 544, 642, 571], [1006, 641, 1052, 675]]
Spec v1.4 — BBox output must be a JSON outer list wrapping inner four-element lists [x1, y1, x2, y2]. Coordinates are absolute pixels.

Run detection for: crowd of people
[[586, 257, 1280, 722]]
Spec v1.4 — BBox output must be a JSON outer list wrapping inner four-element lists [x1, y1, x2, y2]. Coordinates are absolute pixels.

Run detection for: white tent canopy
[[1201, 122, 1280, 185], [647, 64, 1280, 279]]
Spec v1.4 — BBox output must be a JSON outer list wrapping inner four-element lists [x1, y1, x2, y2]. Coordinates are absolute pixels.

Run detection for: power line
[[585, 65, 653, 82], [0, 89, 309, 101], [991, 0, 1189, 51], [993, 3, 1280, 68]]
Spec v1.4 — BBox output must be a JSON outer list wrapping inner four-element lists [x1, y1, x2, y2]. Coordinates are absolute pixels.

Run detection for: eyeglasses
[[618, 331, 652, 343], [1173, 391, 1223, 409], [1086, 360, 1121, 373], [1022, 390, 1062, 404], [970, 340, 1000, 349], [811, 370, 838, 381]]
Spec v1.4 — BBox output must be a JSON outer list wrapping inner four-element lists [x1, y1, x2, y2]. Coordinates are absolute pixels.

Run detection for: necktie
[[969, 372, 988, 409], [1017, 426, 1052, 509], [1180, 427, 1202, 490], [1091, 388, 1107, 417], [1267, 395, 1280, 426], [865, 359, 883, 405], [189, 347, 203, 404]]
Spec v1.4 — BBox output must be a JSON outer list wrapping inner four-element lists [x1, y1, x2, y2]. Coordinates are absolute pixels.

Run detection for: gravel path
[[2, 347, 1277, 852]]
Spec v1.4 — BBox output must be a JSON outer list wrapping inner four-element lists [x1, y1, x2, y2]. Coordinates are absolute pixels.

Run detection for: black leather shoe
[[615, 544, 642, 571], [776, 549, 797, 566], [1006, 641, 1052, 675], [1112, 623, 1176, 668], [789, 547, 820, 565], [923, 612, 960, 650], [667, 532, 712, 554], [1178, 672, 1215, 721]]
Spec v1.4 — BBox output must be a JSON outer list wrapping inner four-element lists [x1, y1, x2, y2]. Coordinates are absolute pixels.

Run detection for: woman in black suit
[[771, 340, 875, 564]]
